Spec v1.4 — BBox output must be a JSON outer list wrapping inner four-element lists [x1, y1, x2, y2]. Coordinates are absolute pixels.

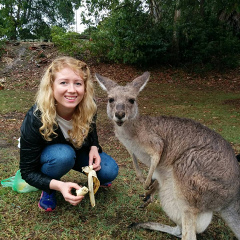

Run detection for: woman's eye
[[76, 82, 82, 86], [109, 98, 114, 103], [60, 81, 67, 85]]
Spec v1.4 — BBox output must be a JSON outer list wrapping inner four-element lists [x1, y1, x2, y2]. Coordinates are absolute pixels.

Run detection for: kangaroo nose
[[115, 104, 125, 120], [115, 111, 125, 120]]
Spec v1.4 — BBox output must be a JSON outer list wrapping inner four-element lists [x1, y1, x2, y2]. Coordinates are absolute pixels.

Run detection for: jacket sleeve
[[19, 107, 52, 192], [88, 113, 102, 152]]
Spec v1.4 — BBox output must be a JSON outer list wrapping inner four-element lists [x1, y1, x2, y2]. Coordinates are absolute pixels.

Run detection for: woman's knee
[[40, 144, 76, 172]]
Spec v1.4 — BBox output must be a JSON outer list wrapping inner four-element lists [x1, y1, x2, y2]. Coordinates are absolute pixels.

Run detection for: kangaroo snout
[[115, 111, 125, 120], [113, 103, 126, 126], [114, 111, 126, 126]]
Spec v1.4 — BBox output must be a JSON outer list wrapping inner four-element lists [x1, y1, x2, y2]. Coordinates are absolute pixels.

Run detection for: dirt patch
[[0, 138, 11, 148], [0, 112, 24, 147], [0, 42, 58, 90], [223, 98, 240, 108], [1, 42, 240, 92], [1, 111, 25, 120], [0, 112, 25, 131]]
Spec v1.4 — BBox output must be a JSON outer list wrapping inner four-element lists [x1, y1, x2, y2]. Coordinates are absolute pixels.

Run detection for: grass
[[0, 72, 240, 240], [0, 90, 35, 114]]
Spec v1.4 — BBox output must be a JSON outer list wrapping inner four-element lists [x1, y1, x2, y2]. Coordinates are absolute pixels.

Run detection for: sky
[[69, 8, 88, 33], [70, 5, 108, 33]]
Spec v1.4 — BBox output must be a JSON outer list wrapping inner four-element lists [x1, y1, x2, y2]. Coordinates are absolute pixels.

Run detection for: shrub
[[179, 17, 240, 70], [83, 1, 240, 69], [0, 40, 6, 59], [51, 26, 85, 57], [85, 2, 170, 66]]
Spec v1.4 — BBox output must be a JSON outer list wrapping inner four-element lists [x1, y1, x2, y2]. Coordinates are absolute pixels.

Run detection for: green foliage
[[178, 14, 240, 70], [1, 0, 239, 68], [86, 1, 170, 65], [0, 40, 6, 58], [51, 26, 85, 57], [0, 0, 81, 40], [0, 18, 6, 58], [80, 0, 240, 69]]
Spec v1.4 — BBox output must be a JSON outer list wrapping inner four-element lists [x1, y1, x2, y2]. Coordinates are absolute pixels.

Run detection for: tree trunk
[[172, 1, 181, 64], [149, 0, 162, 22], [200, 0, 205, 17]]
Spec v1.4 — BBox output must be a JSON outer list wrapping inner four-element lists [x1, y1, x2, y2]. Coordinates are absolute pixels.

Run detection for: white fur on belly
[[153, 169, 213, 233]]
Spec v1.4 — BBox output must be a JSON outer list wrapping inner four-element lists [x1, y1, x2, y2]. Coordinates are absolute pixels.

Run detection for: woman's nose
[[68, 83, 76, 92]]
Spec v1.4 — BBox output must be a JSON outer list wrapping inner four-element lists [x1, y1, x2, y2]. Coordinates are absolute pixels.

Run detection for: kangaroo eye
[[129, 98, 135, 104], [108, 98, 114, 103]]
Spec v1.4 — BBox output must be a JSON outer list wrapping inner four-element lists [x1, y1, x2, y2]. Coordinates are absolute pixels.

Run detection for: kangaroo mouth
[[116, 120, 124, 126]]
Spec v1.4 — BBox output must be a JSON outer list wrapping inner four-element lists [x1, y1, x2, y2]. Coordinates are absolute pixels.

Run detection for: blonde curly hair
[[35, 56, 97, 148]]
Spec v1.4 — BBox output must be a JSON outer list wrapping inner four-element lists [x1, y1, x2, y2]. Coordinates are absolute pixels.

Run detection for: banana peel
[[82, 165, 100, 207]]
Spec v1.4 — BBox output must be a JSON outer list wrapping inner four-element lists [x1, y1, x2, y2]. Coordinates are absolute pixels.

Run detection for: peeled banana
[[76, 186, 89, 196], [82, 165, 100, 207]]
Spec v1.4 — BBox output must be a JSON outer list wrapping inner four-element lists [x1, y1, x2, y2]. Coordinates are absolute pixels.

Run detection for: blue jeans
[[40, 144, 118, 184]]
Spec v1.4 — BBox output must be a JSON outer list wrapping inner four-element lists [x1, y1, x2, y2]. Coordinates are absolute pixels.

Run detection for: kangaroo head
[[95, 72, 150, 126]]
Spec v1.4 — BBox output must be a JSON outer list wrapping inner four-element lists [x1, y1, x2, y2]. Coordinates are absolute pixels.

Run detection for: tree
[[0, 0, 81, 40], [80, 0, 240, 69], [83, 0, 169, 65]]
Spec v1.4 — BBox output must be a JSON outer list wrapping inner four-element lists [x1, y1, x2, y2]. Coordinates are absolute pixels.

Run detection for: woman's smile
[[65, 95, 77, 101], [53, 67, 85, 119]]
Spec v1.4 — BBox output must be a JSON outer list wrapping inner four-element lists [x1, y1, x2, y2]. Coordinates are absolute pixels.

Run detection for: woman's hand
[[50, 180, 84, 206], [89, 146, 101, 171]]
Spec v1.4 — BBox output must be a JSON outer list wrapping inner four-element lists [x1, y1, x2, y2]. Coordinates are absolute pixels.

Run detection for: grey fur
[[95, 72, 240, 240]]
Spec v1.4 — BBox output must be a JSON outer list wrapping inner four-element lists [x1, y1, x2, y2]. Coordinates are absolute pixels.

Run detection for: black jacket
[[19, 104, 101, 192]]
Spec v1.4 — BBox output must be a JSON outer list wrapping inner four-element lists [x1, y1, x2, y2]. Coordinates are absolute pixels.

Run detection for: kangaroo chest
[[115, 128, 151, 168]]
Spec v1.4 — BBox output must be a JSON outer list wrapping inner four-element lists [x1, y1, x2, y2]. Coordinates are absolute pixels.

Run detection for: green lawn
[[0, 73, 240, 239]]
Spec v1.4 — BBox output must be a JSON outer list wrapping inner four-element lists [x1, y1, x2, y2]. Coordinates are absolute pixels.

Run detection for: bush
[[0, 40, 6, 58], [83, 1, 240, 69], [179, 17, 240, 70], [85, 2, 170, 66], [51, 26, 86, 57]]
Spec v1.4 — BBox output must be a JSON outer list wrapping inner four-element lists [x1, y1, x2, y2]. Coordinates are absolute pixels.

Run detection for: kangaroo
[[95, 72, 240, 240]]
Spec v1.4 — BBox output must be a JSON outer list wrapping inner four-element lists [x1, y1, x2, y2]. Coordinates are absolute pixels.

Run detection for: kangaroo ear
[[130, 72, 150, 93], [95, 73, 118, 91]]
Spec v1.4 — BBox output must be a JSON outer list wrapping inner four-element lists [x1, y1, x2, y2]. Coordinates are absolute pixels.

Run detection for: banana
[[82, 165, 100, 207], [76, 186, 89, 196]]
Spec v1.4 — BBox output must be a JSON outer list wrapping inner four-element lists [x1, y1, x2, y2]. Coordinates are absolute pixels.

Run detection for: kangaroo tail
[[220, 195, 240, 239]]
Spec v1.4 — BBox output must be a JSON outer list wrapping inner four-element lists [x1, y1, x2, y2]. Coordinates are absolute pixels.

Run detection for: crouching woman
[[19, 56, 118, 211]]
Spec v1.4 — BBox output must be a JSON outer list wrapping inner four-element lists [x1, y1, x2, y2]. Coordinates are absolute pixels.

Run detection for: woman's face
[[53, 67, 85, 120]]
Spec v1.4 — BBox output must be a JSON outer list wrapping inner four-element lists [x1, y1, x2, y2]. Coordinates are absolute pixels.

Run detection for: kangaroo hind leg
[[130, 222, 182, 238], [181, 209, 199, 240]]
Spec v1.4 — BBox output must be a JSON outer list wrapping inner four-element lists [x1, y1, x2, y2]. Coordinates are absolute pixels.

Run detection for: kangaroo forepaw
[[139, 193, 151, 202], [144, 180, 152, 190], [144, 179, 159, 191], [139, 180, 159, 208], [139, 193, 153, 208]]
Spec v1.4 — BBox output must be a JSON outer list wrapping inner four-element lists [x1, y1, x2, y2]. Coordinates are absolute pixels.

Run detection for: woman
[[19, 56, 118, 211]]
